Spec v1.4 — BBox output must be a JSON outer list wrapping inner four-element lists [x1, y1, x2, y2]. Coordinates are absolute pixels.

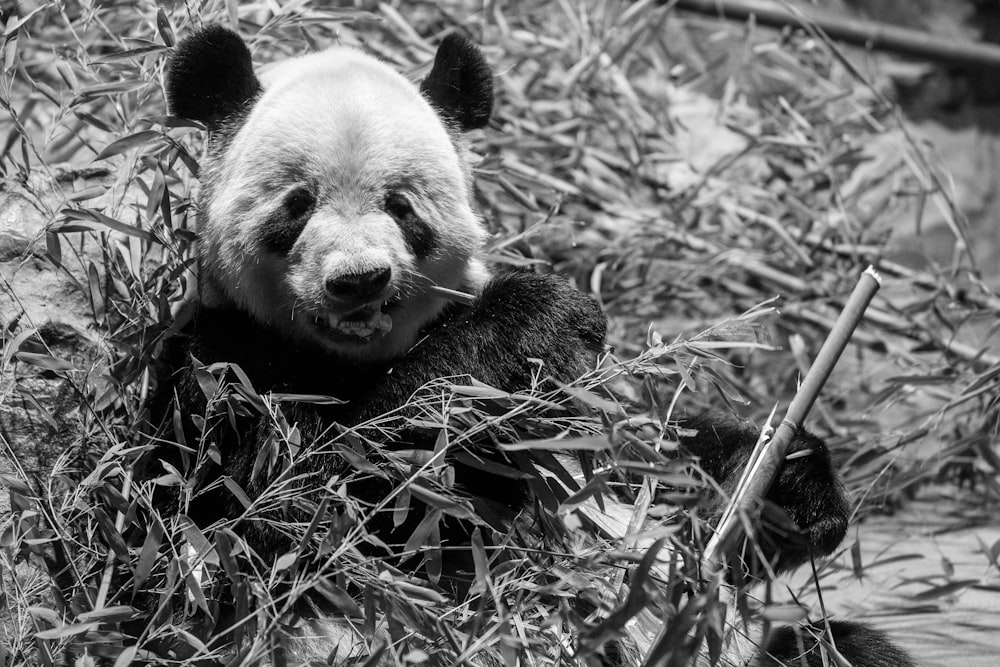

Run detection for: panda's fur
[[152, 26, 914, 667], [172, 28, 490, 364]]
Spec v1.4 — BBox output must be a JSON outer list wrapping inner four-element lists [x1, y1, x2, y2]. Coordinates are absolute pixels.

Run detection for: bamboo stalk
[[428, 284, 477, 305], [672, 0, 1000, 70], [642, 266, 881, 666], [703, 265, 882, 564]]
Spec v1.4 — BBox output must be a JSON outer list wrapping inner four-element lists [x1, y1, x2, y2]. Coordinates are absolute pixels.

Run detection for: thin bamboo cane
[[673, 0, 1000, 70], [642, 265, 882, 666]]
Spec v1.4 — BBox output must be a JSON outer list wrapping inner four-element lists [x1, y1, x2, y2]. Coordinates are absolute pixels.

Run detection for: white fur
[[200, 46, 487, 361]]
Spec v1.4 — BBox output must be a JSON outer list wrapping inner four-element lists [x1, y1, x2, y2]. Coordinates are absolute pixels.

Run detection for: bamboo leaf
[[12, 351, 75, 372], [94, 130, 164, 161]]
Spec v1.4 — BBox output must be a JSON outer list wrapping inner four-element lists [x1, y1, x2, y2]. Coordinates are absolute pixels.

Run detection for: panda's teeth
[[325, 308, 393, 339]]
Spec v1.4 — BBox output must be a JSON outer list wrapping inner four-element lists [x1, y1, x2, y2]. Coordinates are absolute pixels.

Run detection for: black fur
[[158, 271, 605, 428], [257, 188, 314, 254], [385, 192, 437, 258], [150, 270, 606, 562], [678, 412, 850, 574], [677, 420, 914, 666], [166, 25, 261, 129], [761, 620, 917, 666], [419, 33, 494, 130]]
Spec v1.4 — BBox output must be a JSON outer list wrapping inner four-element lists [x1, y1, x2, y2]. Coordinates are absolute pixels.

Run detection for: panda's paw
[[764, 426, 849, 570], [760, 620, 916, 667], [474, 270, 607, 371], [677, 412, 849, 573]]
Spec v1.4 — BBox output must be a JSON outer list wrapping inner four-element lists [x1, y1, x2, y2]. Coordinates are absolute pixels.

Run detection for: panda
[[148, 24, 914, 667]]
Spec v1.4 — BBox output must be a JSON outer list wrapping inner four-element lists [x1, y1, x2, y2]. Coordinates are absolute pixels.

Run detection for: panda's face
[[179, 39, 492, 362]]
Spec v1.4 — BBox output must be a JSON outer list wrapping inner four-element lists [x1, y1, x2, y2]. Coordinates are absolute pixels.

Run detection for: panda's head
[[166, 26, 493, 361]]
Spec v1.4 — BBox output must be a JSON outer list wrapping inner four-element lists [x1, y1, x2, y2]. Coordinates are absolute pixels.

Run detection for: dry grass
[[1, 0, 999, 665]]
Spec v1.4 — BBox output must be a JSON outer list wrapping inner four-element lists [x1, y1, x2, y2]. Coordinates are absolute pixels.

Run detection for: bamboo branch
[[658, 226, 1000, 369], [703, 265, 881, 563], [672, 0, 1000, 70], [642, 265, 881, 666]]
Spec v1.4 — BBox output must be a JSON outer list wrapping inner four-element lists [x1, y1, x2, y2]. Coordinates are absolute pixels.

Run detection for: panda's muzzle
[[325, 268, 392, 305], [316, 268, 397, 341]]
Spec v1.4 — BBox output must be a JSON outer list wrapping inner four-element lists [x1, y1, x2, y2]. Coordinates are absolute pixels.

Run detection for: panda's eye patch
[[383, 192, 414, 221], [284, 187, 316, 219], [384, 191, 437, 259], [259, 187, 315, 254]]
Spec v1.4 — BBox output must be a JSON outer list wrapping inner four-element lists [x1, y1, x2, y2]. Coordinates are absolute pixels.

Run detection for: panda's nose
[[325, 268, 392, 304]]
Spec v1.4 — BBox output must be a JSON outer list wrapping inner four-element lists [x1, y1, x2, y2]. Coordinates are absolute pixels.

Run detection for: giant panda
[[149, 24, 914, 667]]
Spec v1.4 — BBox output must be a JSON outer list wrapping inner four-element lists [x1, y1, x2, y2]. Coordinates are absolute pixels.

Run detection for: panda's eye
[[284, 188, 315, 219], [383, 192, 414, 221]]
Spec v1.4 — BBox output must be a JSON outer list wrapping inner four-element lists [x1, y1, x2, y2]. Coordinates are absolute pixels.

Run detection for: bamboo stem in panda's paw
[[703, 264, 882, 566], [641, 265, 882, 667]]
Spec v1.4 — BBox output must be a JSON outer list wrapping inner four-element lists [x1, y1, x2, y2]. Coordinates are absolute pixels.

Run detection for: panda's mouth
[[313, 297, 400, 342]]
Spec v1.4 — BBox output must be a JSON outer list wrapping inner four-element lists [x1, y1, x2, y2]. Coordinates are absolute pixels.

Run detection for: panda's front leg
[[677, 414, 916, 667], [349, 269, 607, 422], [677, 411, 850, 575]]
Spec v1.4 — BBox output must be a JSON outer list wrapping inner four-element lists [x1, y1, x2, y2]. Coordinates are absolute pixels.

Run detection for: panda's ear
[[166, 25, 261, 129], [420, 34, 494, 131]]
